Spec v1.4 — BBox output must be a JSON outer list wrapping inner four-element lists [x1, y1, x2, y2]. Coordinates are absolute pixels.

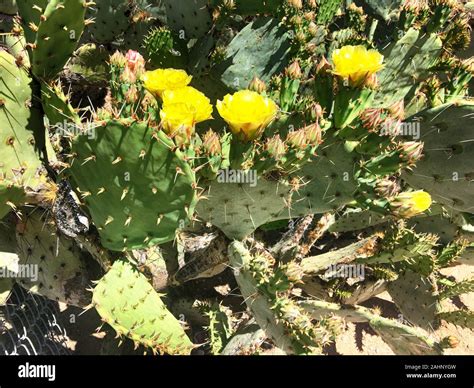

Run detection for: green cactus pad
[[23, 0, 87, 80], [2, 33, 31, 68], [70, 120, 197, 251], [329, 208, 389, 233], [301, 300, 442, 355], [15, 212, 97, 307], [289, 140, 358, 216], [213, 17, 292, 90], [86, 0, 131, 43], [0, 50, 47, 214], [0, 222, 18, 305], [162, 0, 212, 40], [197, 178, 291, 240], [41, 81, 81, 126], [388, 271, 440, 330], [144, 27, 188, 69], [229, 242, 328, 355], [359, 0, 401, 22], [92, 259, 193, 354], [437, 310, 474, 329], [408, 214, 459, 245], [16, 0, 49, 44], [301, 237, 377, 275], [439, 279, 474, 300], [316, 0, 343, 25], [376, 28, 442, 107], [359, 228, 437, 266], [403, 101, 474, 213]]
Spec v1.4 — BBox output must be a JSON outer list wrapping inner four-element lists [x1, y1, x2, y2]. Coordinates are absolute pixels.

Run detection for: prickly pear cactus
[[161, 0, 212, 40], [404, 101, 474, 213], [18, 0, 88, 80], [16, 212, 97, 307], [0, 50, 47, 218], [92, 259, 193, 354], [1, 0, 473, 357], [69, 120, 198, 251]]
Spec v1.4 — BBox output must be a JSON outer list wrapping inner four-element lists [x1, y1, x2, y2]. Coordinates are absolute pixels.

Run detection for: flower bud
[[361, 108, 383, 132], [287, 0, 303, 9], [440, 336, 460, 349], [287, 129, 307, 149], [375, 177, 401, 198], [248, 76, 267, 93], [286, 60, 302, 80], [398, 141, 424, 166], [266, 135, 287, 159], [388, 100, 405, 121], [109, 51, 126, 67], [308, 21, 319, 36], [203, 130, 222, 156], [304, 123, 322, 145], [315, 56, 331, 75], [390, 190, 432, 218], [310, 103, 324, 121], [304, 11, 315, 21]]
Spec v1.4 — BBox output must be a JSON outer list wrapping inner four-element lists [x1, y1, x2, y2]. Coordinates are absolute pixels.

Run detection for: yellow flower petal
[[142, 69, 192, 97], [332, 45, 384, 86], [159, 86, 213, 144], [162, 87, 213, 123], [411, 191, 432, 213], [392, 190, 432, 218], [217, 90, 278, 141]]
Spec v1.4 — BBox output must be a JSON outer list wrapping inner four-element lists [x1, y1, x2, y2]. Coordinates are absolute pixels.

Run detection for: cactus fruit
[[92, 259, 193, 354], [69, 120, 198, 251]]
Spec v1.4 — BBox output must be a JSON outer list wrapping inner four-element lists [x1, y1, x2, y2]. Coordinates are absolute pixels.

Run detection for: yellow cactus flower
[[162, 86, 213, 123], [159, 88, 213, 144], [216, 90, 278, 141], [142, 68, 192, 97], [332, 45, 384, 87], [391, 190, 432, 218]]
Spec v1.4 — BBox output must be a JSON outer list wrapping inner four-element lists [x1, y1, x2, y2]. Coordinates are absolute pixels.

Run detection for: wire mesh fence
[[0, 285, 71, 355]]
